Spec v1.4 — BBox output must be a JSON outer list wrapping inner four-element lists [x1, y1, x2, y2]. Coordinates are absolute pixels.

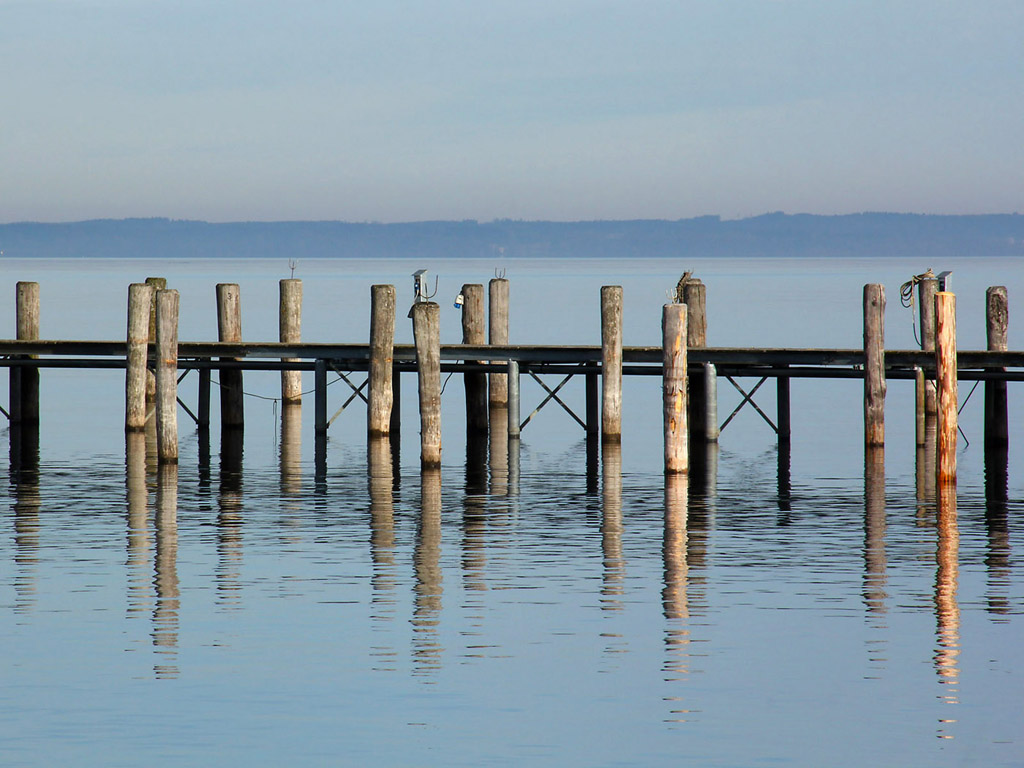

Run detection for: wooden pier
[[1, 278, 1020, 490]]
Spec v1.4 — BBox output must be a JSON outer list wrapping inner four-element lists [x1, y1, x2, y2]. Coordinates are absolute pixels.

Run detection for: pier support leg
[[11, 281, 40, 426], [507, 359, 520, 441], [704, 363, 719, 443], [601, 286, 623, 443], [314, 359, 327, 437], [488, 278, 510, 407], [985, 286, 1008, 449], [412, 302, 442, 469], [662, 303, 688, 474], [155, 289, 180, 464], [126, 283, 155, 432], [936, 291, 957, 489], [145, 277, 166, 404], [863, 283, 886, 448], [914, 367, 926, 447], [775, 367, 791, 446], [461, 283, 488, 435], [390, 363, 401, 437], [368, 284, 396, 436], [216, 283, 244, 431], [198, 368, 211, 432], [279, 278, 303, 404]]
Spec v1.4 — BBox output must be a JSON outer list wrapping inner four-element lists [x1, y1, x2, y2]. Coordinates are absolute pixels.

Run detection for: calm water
[[2, 256, 1023, 766]]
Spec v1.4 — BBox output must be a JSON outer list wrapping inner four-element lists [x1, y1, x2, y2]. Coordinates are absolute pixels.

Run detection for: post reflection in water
[[984, 444, 1011, 617], [663, 472, 696, 723], [153, 463, 180, 679], [916, 414, 937, 525], [218, 429, 244, 609], [412, 468, 444, 675], [934, 485, 960, 739], [11, 428, 41, 614], [279, 404, 302, 496], [126, 432, 154, 618], [368, 436, 398, 670], [463, 432, 488, 598], [863, 447, 888, 617], [601, 443, 624, 611], [488, 407, 508, 499]]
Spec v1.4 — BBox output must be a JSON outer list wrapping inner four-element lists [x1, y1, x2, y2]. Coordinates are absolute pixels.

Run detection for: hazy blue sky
[[2, 1, 1022, 222]]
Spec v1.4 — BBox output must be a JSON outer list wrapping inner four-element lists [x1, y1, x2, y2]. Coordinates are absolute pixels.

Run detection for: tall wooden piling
[[918, 272, 938, 414], [368, 284, 396, 436], [683, 279, 708, 441], [11, 281, 40, 425], [985, 286, 1009, 448], [488, 278, 510, 406], [601, 286, 623, 443], [216, 283, 244, 430], [863, 284, 886, 447], [144, 277, 167, 401], [412, 302, 442, 468], [155, 289, 180, 464], [662, 303, 688, 474], [279, 278, 303, 404], [461, 283, 488, 434], [914, 367, 926, 446], [935, 292, 957, 487], [125, 283, 155, 431]]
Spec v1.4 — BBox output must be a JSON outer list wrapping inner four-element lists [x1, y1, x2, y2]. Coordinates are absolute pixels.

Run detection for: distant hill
[[1, 213, 1023, 260]]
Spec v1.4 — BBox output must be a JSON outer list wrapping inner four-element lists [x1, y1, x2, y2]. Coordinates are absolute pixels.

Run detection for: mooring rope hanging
[[899, 268, 935, 349]]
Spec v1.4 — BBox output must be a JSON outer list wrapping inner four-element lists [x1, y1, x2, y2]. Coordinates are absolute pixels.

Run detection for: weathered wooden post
[[776, 365, 791, 445], [863, 283, 886, 448], [279, 278, 303, 404], [935, 291, 957, 488], [918, 271, 938, 414], [461, 283, 488, 434], [682, 278, 708, 441], [985, 286, 1008, 448], [11, 281, 40, 425], [368, 284, 396, 436], [145, 277, 167, 401], [412, 301, 442, 468], [126, 283, 155, 431], [155, 289, 180, 464], [662, 303, 688, 474], [704, 363, 719, 441], [216, 283, 244, 430], [601, 286, 623, 443], [488, 277, 510, 406]]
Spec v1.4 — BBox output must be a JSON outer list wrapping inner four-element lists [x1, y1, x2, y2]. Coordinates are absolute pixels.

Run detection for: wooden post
[[144, 277, 167, 402], [412, 302, 442, 469], [936, 291, 957, 488], [985, 286, 1008, 448], [461, 283, 488, 434], [279, 278, 303, 404], [155, 289, 179, 464], [585, 371, 599, 439], [11, 281, 40, 425], [601, 286, 623, 443], [488, 277, 510, 406], [683, 279, 707, 441], [216, 283, 244, 430], [662, 303, 688, 474], [368, 284, 396, 436], [126, 283, 155, 431], [198, 368, 211, 431], [918, 272, 938, 414], [390, 363, 402, 437], [507, 359, 520, 440], [863, 283, 886, 447]]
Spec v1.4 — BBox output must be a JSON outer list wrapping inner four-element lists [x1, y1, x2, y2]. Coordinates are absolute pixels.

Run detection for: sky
[[1, 0, 1022, 223]]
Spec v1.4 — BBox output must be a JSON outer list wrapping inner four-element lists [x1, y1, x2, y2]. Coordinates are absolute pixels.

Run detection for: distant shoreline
[[2, 213, 1023, 260]]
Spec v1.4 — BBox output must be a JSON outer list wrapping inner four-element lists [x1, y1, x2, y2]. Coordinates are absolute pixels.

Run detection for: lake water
[[1, 256, 1023, 767]]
